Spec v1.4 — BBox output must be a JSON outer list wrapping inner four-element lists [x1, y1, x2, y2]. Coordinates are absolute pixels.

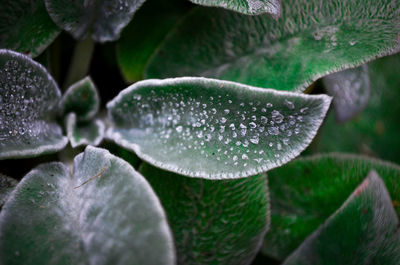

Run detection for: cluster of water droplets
[[104, 0, 132, 17], [312, 25, 358, 51], [0, 58, 60, 147], [113, 84, 309, 171]]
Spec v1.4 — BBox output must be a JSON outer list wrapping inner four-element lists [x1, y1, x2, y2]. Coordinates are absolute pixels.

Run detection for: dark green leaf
[[0, 0, 60, 58], [61, 76, 100, 121], [107, 77, 331, 179], [189, 0, 280, 15], [140, 162, 269, 265], [145, 0, 400, 92], [0, 49, 67, 159], [0, 174, 17, 208], [0, 146, 175, 265], [66, 113, 105, 148], [284, 171, 400, 265], [322, 65, 370, 122], [262, 153, 400, 260], [45, 0, 147, 42], [315, 53, 400, 164], [117, 0, 192, 83]]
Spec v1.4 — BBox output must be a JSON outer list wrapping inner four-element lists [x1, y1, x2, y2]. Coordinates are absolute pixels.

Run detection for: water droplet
[[284, 99, 295, 109]]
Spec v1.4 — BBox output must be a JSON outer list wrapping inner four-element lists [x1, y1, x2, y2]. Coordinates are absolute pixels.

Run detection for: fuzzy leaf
[[117, 0, 192, 83], [313, 53, 400, 165], [262, 154, 400, 260], [0, 146, 175, 265], [189, 0, 280, 15], [45, 0, 147, 42], [323, 65, 370, 122], [107, 77, 331, 179], [284, 171, 400, 265], [61, 76, 100, 121], [140, 162, 269, 265], [0, 174, 17, 208], [0, 50, 67, 159], [66, 113, 105, 148], [145, 0, 400, 92], [0, 0, 60, 58]]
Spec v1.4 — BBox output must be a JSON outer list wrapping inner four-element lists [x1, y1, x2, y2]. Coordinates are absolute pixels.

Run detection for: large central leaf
[[145, 0, 400, 91], [107, 77, 331, 179]]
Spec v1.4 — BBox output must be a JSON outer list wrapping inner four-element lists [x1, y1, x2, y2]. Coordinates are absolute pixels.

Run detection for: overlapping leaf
[[0, 49, 67, 159], [65, 113, 105, 148], [0, 174, 17, 208], [140, 163, 269, 265], [145, 0, 400, 92], [0, 0, 60, 58], [262, 154, 400, 260], [117, 0, 192, 82], [107, 77, 331, 179], [45, 0, 147, 42], [189, 0, 280, 15], [322, 65, 370, 122], [284, 171, 400, 265], [314, 53, 400, 165], [0, 146, 175, 265]]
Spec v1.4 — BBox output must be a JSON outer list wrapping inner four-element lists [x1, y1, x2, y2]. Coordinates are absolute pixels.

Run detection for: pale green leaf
[[189, 0, 280, 15], [145, 0, 400, 92], [107, 77, 331, 179], [284, 171, 400, 265], [66, 113, 105, 148], [0, 146, 175, 265], [140, 162, 269, 265], [0, 49, 67, 159]]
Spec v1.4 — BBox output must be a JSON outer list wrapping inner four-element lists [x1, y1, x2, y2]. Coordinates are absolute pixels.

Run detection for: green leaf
[[0, 174, 17, 208], [145, 0, 400, 92], [322, 65, 370, 122], [0, 49, 67, 159], [189, 0, 280, 15], [107, 77, 331, 179], [262, 153, 400, 260], [140, 162, 269, 265], [117, 0, 192, 83], [314, 53, 400, 164], [45, 0, 147, 42], [0, 146, 175, 265], [61, 76, 100, 121], [0, 0, 60, 58], [66, 113, 105, 148], [283, 171, 400, 265]]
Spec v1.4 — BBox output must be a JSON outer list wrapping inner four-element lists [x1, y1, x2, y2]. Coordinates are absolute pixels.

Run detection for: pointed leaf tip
[[189, 0, 281, 15], [107, 77, 331, 179]]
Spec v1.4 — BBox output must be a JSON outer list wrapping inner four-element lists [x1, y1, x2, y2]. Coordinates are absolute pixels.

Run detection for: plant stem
[[63, 37, 95, 89]]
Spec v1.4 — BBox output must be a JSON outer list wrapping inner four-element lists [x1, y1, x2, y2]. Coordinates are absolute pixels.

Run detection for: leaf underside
[[145, 0, 400, 92], [189, 0, 281, 15], [45, 0, 147, 42], [283, 171, 400, 265], [0, 0, 60, 58], [66, 113, 105, 148], [107, 77, 331, 179], [140, 163, 269, 265], [0, 146, 175, 265], [0, 49, 67, 160], [262, 153, 400, 260]]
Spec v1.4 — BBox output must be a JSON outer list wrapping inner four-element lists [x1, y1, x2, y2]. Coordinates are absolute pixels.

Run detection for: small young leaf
[[284, 171, 400, 265], [117, 0, 192, 83], [107, 77, 331, 179], [61, 76, 100, 121], [0, 174, 17, 208], [0, 49, 67, 159], [262, 154, 400, 260], [66, 113, 105, 148], [0, 146, 175, 265], [45, 0, 147, 42], [140, 162, 269, 265], [189, 0, 280, 15], [322, 65, 370, 122], [0, 0, 60, 58], [315, 53, 400, 164], [145, 0, 400, 92]]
